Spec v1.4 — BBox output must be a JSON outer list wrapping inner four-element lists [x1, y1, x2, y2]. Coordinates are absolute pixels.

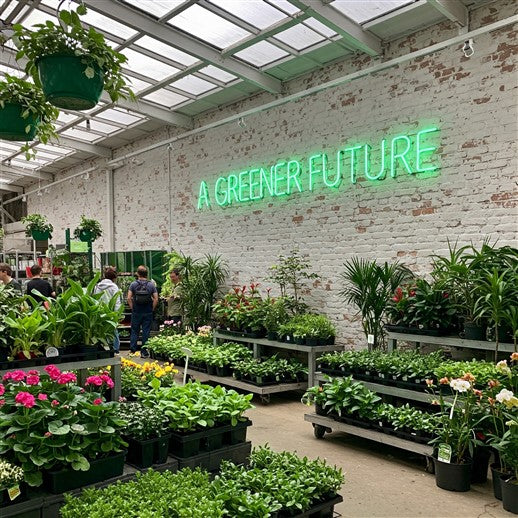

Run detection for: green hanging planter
[[37, 54, 104, 111], [78, 229, 94, 242], [31, 230, 52, 241], [0, 103, 38, 141]]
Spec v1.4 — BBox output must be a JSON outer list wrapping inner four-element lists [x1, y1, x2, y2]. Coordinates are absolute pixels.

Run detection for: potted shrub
[[0, 75, 58, 156], [117, 402, 170, 468], [21, 213, 54, 241], [4, 308, 48, 361], [0, 459, 24, 505], [13, 5, 133, 110], [73, 215, 103, 242], [263, 296, 289, 341]]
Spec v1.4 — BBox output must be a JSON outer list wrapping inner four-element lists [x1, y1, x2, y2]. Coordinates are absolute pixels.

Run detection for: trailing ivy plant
[[0, 75, 59, 159], [13, 6, 134, 103]]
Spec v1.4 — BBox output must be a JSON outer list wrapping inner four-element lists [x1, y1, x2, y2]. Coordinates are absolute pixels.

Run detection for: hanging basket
[[0, 103, 38, 141], [78, 229, 95, 242], [31, 229, 52, 241], [37, 54, 104, 111]]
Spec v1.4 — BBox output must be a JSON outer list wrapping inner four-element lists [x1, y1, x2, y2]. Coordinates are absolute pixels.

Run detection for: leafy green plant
[[21, 213, 53, 238], [410, 278, 457, 330], [263, 296, 289, 334], [340, 257, 413, 349], [0, 75, 59, 159], [267, 249, 318, 313], [73, 215, 102, 242], [4, 308, 49, 359], [13, 6, 133, 103], [116, 402, 169, 440], [0, 365, 126, 487], [0, 284, 23, 352], [0, 459, 24, 490]]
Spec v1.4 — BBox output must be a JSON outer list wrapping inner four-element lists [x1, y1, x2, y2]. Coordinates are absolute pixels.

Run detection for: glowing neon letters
[[197, 127, 439, 210]]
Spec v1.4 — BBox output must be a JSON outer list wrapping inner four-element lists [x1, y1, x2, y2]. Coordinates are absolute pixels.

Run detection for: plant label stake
[[438, 443, 452, 463], [181, 347, 193, 386]]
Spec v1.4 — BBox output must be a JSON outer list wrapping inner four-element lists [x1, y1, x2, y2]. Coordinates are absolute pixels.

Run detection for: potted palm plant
[[13, 5, 133, 110], [21, 213, 54, 241], [73, 215, 102, 242], [0, 75, 58, 157]]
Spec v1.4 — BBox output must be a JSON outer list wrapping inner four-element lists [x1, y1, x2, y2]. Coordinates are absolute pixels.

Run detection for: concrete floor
[[245, 393, 511, 518]]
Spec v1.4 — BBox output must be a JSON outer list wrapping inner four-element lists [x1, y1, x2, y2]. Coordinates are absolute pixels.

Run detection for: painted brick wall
[[28, 0, 518, 346]]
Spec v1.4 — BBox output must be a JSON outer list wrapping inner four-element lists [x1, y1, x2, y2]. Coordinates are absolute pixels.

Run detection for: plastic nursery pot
[[463, 322, 487, 341], [491, 463, 508, 500], [501, 477, 518, 514], [434, 458, 472, 492], [0, 103, 38, 141], [31, 230, 51, 241], [78, 229, 95, 242], [37, 54, 104, 111]]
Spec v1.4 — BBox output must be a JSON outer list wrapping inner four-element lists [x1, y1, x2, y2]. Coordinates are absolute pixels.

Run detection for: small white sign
[[367, 334, 375, 344], [46, 347, 59, 358]]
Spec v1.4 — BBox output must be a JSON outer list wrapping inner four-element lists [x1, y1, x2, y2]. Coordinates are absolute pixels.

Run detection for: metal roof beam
[[0, 183, 24, 194], [427, 0, 468, 27], [287, 0, 382, 56], [82, 0, 282, 94], [0, 165, 53, 181], [53, 136, 112, 158]]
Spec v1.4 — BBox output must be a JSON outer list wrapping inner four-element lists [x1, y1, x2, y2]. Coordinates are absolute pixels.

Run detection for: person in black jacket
[[26, 264, 55, 303], [0, 263, 22, 294]]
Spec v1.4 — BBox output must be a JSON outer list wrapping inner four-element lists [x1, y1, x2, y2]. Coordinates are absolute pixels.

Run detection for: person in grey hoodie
[[93, 267, 122, 353]]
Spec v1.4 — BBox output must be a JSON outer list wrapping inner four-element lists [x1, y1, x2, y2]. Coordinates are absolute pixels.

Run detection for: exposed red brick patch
[[500, 85, 505, 91], [332, 205, 340, 212], [292, 215, 304, 223], [358, 207, 372, 214], [315, 195, 326, 201], [412, 207, 435, 216], [341, 95, 356, 107], [356, 226, 366, 233], [253, 210, 262, 215], [397, 251, 406, 257], [473, 97, 491, 104]]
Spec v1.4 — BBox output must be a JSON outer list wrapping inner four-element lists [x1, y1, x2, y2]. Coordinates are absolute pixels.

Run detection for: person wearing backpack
[[127, 265, 158, 358]]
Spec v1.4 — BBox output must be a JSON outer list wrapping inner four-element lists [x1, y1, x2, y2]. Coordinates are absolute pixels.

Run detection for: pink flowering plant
[[0, 365, 126, 487]]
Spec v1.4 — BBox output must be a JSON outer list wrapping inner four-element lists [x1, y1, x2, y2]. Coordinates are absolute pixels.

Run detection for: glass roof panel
[[57, 112, 80, 125], [330, 0, 414, 24], [0, 142, 22, 152], [35, 144, 74, 155], [127, 77, 153, 94], [96, 109, 144, 126], [10, 159, 40, 169], [20, 7, 57, 27], [60, 128, 102, 142], [168, 4, 250, 49], [122, 0, 183, 18], [134, 36, 199, 66], [88, 120, 121, 134], [29, 150, 62, 160], [304, 18, 337, 38], [273, 24, 325, 51], [198, 65, 236, 84], [269, 0, 300, 15], [123, 48, 180, 81], [234, 41, 289, 67], [142, 89, 189, 108], [0, 64, 24, 78], [171, 75, 217, 95], [209, 0, 287, 30]]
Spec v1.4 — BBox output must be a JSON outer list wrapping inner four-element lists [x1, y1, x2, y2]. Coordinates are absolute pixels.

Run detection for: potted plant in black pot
[[0, 459, 24, 506], [13, 5, 134, 111], [73, 215, 102, 242], [21, 213, 54, 241], [0, 75, 58, 155]]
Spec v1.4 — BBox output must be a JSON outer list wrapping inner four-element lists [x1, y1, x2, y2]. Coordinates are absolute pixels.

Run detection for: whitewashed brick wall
[[28, 0, 518, 346]]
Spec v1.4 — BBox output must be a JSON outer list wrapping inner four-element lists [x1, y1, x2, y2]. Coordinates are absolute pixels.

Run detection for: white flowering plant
[[427, 374, 480, 463], [0, 459, 24, 489]]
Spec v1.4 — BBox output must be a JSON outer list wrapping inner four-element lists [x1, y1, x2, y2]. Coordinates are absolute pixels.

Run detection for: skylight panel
[[330, 0, 414, 24], [198, 65, 237, 84], [142, 89, 189, 108], [35, 144, 74, 155], [21, 8, 57, 28], [274, 24, 325, 51], [268, 0, 301, 16], [0, 142, 22, 152], [171, 75, 217, 96], [127, 77, 153, 94], [88, 120, 121, 134], [123, 49, 180, 81], [304, 18, 338, 38], [78, 8, 138, 39], [134, 36, 199, 66], [168, 4, 250, 49], [96, 109, 144, 126], [209, 0, 287, 30], [10, 159, 40, 169], [61, 128, 102, 142], [234, 41, 289, 67], [57, 112, 80, 125], [122, 0, 182, 18], [0, 64, 24, 78]]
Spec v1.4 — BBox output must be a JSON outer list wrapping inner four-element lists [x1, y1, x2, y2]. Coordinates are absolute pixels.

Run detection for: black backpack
[[134, 280, 152, 305]]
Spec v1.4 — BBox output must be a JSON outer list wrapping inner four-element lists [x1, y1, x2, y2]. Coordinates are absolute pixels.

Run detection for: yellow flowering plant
[[120, 358, 177, 398]]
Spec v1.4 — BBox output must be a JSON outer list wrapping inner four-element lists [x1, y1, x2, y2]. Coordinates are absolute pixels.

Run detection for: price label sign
[[367, 334, 375, 345], [8, 485, 21, 501], [438, 443, 452, 464]]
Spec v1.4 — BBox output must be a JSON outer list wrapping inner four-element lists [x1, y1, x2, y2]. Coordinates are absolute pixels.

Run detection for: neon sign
[[197, 127, 439, 210]]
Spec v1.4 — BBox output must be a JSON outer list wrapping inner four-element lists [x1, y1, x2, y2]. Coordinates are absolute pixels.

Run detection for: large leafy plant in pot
[[21, 213, 54, 241], [0, 75, 58, 158], [73, 215, 102, 242], [13, 5, 134, 110]]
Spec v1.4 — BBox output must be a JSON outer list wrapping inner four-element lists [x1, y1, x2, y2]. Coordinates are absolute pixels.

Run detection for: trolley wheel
[[425, 456, 435, 474], [313, 424, 328, 439], [260, 394, 271, 405]]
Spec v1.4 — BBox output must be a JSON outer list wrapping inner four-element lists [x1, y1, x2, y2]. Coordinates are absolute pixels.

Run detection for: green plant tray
[[0, 103, 38, 141]]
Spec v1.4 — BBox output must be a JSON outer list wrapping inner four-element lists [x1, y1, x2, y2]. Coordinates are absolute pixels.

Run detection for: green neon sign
[[197, 127, 439, 210]]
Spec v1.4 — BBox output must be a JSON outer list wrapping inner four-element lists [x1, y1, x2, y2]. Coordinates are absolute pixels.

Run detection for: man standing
[[0, 263, 22, 293], [167, 268, 183, 324], [26, 264, 55, 303], [127, 265, 158, 358], [94, 267, 122, 354]]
